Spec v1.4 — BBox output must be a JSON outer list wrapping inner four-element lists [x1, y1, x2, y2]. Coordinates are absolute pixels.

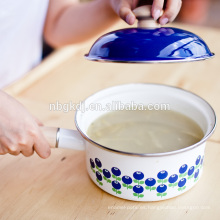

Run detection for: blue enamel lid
[[85, 27, 214, 63]]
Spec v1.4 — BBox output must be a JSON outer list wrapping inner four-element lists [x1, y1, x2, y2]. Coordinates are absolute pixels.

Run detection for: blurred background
[[43, 0, 220, 58], [178, 0, 220, 27]]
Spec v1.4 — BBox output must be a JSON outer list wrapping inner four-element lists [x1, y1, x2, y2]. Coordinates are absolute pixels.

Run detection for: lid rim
[[84, 53, 215, 63]]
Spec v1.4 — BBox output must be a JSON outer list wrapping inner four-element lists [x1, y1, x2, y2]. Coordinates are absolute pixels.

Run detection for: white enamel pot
[[42, 84, 216, 201]]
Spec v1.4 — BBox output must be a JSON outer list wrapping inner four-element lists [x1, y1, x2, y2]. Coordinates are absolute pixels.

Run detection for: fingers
[[32, 128, 51, 159], [159, 0, 182, 25], [19, 137, 35, 157], [21, 147, 34, 157], [0, 91, 50, 159], [110, 0, 181, 25], [111, 0, 138, 25], [0, 136, 20, 155], [0, 126, 51, 158], [119, 2, 136, 25], [152, 0, 164, 20]]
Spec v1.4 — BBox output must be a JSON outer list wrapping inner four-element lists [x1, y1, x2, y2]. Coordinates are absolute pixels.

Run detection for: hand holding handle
[[133, 5, 163, 28], [41, 127, 85, 150]]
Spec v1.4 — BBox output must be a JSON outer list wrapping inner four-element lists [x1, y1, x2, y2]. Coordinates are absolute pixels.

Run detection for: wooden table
[[1, 22, 220, 220]]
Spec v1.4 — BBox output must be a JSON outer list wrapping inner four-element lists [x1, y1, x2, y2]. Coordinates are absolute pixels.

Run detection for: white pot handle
[[41, 127, 86, 150]]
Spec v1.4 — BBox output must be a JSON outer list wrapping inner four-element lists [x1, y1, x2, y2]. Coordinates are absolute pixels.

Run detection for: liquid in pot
[[87, 109, 204, 154]]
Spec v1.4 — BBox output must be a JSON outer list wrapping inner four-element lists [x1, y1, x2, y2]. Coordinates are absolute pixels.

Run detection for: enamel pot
[[85, 6, 214, 63], [42, 83, 216, 201]]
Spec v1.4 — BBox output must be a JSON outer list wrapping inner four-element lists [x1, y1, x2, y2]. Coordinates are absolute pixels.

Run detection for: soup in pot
[[87, 109, 204, 154]]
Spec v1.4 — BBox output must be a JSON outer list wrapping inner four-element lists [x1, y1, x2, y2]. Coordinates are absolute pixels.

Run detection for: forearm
[[44, 0, 118, 48]]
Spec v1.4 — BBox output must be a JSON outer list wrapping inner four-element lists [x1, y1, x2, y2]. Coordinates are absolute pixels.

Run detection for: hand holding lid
[[133, 5, 162, 28], [85, 5, 214, 63]]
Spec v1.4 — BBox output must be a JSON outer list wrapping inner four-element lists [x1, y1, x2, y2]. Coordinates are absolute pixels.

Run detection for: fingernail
[[160, 17, 169, 25], [126, 13, 135, 25], [154, 9, 161, 20]]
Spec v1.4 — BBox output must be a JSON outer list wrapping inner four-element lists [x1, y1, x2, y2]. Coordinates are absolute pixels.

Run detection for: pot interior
[[75, 84, 216, 152]]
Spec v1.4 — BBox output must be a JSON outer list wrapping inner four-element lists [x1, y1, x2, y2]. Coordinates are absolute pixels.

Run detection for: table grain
[[2, 22, 220, 220]]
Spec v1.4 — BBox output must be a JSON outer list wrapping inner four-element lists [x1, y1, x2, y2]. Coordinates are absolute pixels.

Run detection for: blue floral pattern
[[145, 178, 156, 191], [133, 185, 144, 198], [96, 171, 103, 186], [157, 184, 167, 198], [103, 169, 111, 183], [112, 180, 122, 194], [187, 166, 195, 180], [179, 164, 188, 178], [157, 170, 168, 184], [122, 176, 133, 189], [89, 154, 203, 199], [133, 171, 145, 185], [194, 169, 200, 182], [178, 178, 187, 191], [168, 174, 178, 187]]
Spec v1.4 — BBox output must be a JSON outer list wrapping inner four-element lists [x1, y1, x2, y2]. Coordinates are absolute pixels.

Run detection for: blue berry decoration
[[96, 171, 102, 181], [179, 164, 188, 174], [187, 166, 195, 180], [122, 176, 132, 184], [179, 164, 188, 178], [195, 155, 201, 166], [111, 167, 121, 176], [157, 170, 168, 179], [122, 176, 133, 189], [145, 178, 156, 186], [103, 169, 111, 178], [156, 184, 167, 198], [96, 171, 103, 186], [133, 171, 144, 180], [90, 158, 95, 168], [168, 174, 178, 183], [133, 185, 144, 198], [200, 156, 204, 166], [157, 184, 167, 193], [103, 169, 111, 183], [112, 180, 122, 194], [157, 170, 168, 184], [95, 158, 102, 168], [111, 167, 121, 181], [194, 169, 200, 181], [145, 178, 156, 191], [112, 180, 121, 189], [188, 166, 195, 176], [133, 171, 145, 185], [94, 158, 103, 173], [178, 178, 186, 191], [133, 185, 144, 194], [168, 174, 178, 188], [178, 178, 186, 187], [90, 158, 95, 173]]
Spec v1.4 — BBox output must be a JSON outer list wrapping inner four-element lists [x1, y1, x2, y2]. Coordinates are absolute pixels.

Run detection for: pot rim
[[75, 83, 216, 157]]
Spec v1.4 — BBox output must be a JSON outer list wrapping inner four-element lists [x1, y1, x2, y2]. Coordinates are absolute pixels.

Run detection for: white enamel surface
[[59, 128, 85, 150], [73, 84, 215, 201], [86, 142, 205, 201]]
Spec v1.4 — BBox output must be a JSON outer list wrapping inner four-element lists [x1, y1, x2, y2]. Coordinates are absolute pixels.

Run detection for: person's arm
[[0, 91, 50, 158], [44, 0, 182, 48], [44, 0, 118, 47]]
